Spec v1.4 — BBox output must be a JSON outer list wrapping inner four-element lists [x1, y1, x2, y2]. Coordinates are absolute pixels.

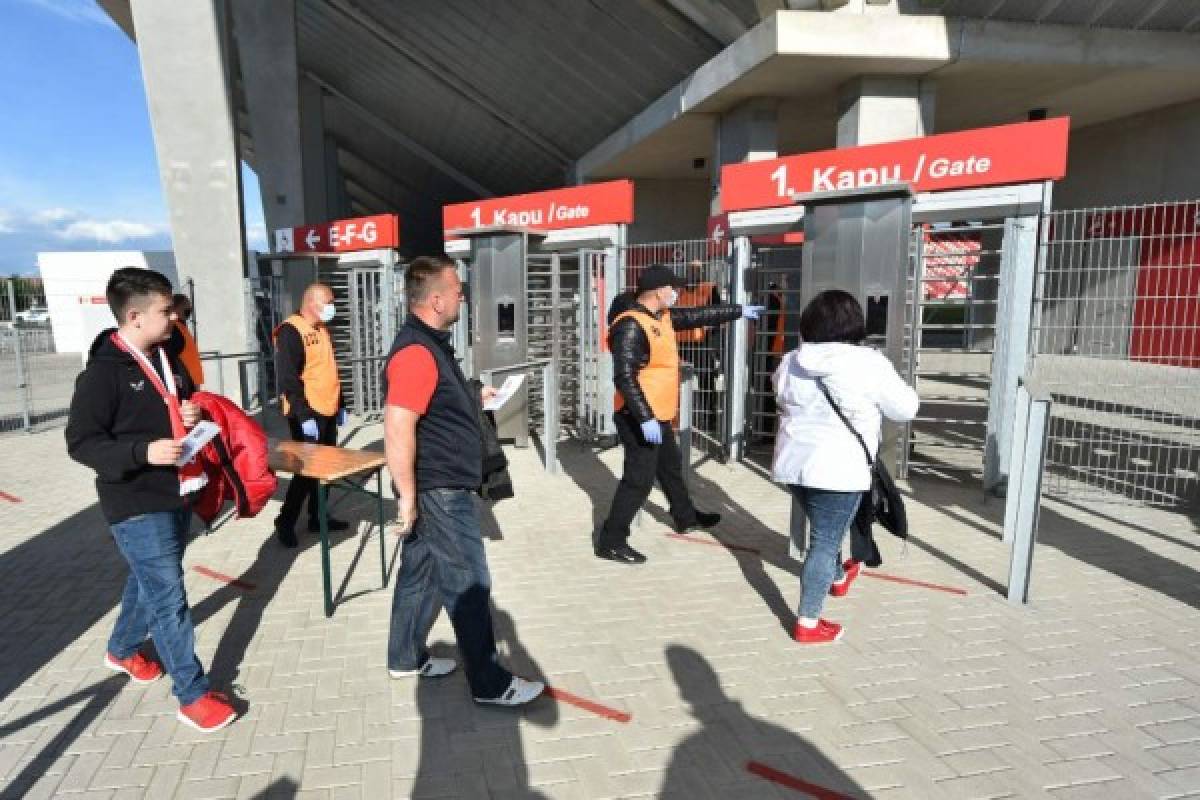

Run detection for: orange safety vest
[[675, 282, 717, 344], [769, 290, 786, 355], [173, 319, 205, 387], [612, 309, 680, 422], [274, 314, 340, 417]]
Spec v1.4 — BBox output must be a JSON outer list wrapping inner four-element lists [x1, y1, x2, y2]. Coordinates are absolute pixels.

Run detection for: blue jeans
[[789, 486, 862, 620], [108, 507, 209, 705], [387, 489, 512, 699]]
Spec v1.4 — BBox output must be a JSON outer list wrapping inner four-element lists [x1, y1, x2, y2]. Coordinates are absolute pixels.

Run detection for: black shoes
[[308, 517, 350, 533], [594, 542, 647, 564], [676, 510, 721, 533]]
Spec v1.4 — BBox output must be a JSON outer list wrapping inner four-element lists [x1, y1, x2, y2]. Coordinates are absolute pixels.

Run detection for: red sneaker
[[104, 651, 163, 684], [793, 619, 844, 644], [177, 692, 237, 733], [829, 559, 862, 598]]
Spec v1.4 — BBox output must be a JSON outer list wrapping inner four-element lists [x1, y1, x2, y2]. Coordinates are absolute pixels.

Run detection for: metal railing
[[479, 359, 559, 474], [198, 350, 272, 412], [1003, 373, 1052, 604]]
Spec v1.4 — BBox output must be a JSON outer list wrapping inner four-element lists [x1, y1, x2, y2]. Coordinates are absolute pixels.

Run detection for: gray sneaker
[[475, 676, 545, 707], [389, 657, 457, 679]]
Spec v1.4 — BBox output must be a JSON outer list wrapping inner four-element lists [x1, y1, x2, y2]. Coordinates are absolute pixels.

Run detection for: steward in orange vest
[[271, 282, 349, 546], [594, 264, 762, 565], [675, 261, 721, 344], [168, 293, 205, 388]]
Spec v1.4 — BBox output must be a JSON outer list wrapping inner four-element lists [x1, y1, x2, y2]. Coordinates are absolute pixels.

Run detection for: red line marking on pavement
[[665, 533, 761, 554], [545, 687, 631, 723], [192, 565, 256, 591], [746, 761, 856, 799], [0, 491, 22, 503], [862, 570, 967, 595]]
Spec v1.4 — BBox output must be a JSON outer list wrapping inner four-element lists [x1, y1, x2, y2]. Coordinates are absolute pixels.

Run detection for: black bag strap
[[816, 378, 874, 467]]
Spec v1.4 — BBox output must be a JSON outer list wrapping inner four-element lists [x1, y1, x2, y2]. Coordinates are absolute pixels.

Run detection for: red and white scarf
[[112, 332, 208, 495]]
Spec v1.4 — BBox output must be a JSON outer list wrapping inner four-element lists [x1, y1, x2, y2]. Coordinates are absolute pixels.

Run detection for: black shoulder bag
[[816, 380, 908, 567]]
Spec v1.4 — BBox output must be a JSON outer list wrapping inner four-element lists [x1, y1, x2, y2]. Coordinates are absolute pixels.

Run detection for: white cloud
[[59, 219, 161, 243], [17, 0, 114, 27], [32, 207, 75, 225], [0, 210, 13, 235]]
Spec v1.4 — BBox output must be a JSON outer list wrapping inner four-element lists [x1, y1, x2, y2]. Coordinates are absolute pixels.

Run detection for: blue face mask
[[319, 303, 336, 323], [664, 288, 678, 307]]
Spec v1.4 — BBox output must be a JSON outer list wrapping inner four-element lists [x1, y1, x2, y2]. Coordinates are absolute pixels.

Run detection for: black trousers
[[275, 412, 337, 530], [597, 412, 697, 548]]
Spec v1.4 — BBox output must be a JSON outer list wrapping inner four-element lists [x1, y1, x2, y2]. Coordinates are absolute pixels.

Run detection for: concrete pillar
[[712, 98, 778, 214], [300, 76, 330, 224], [836, 76, 935, 147], [231, 0, 306, 239], [129, 0, 252, 403]]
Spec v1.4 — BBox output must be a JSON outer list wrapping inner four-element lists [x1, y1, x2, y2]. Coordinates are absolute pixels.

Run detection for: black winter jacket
[[609, 302, 742, 423], [65, 329, 196, 523]]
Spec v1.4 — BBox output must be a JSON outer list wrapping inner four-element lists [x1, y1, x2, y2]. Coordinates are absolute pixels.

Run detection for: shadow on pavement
[[661, 645, 867, 799], [558, 441, 802, 634], [410, 604, 557, 798], [248, 777, 299, 799], [0, 675, 125, 799]]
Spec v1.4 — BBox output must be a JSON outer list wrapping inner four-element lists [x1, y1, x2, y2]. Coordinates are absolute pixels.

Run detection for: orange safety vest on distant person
[[274, 314, 340, 417], [612, 309, 680, 422], [771, 291, 787, 354], [675, 282, 717, 344], [173, 319, 205, 387]]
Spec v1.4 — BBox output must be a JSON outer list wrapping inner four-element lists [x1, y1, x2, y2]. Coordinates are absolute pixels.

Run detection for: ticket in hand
[[175, 420, 221, 466]]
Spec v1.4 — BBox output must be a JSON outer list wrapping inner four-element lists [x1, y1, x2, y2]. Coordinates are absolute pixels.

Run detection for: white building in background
[[36, 251, 178, 358]]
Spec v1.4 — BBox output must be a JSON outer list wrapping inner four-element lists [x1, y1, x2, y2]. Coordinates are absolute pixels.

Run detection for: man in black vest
[[382, 255, 543, 707]]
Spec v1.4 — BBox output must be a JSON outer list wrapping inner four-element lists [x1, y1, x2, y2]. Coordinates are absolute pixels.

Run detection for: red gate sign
[[274, 213, 400, 253], [721, 117, 1069, 213], [443, 180, 634, 234]]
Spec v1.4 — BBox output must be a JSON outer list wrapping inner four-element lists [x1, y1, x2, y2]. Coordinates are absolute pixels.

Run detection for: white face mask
[[319, 303, 336, 323], [664, 288, 678, 308]]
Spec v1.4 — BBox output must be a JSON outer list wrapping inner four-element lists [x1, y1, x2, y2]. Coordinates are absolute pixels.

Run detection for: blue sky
[[0, 0, 266, 276]]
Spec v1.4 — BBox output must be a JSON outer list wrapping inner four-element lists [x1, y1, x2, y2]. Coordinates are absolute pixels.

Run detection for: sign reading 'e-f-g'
[[274, 213, 400, 253]]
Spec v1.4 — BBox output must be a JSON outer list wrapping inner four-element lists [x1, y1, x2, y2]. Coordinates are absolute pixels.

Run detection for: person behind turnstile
[[168, 293, 205, 388], [381, 255, 544, 707], [771, 290, 918, 644], [272, 283, 349, 548], [677, 260, 724, 433], [594, 264, 763, 564]]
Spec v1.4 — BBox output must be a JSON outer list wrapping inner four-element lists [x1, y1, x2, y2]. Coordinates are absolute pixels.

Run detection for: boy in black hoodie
[[65, 267, 237, 733]]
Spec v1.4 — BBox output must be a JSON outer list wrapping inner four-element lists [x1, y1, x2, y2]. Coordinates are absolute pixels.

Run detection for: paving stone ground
[[1, 415, 1198, 799]]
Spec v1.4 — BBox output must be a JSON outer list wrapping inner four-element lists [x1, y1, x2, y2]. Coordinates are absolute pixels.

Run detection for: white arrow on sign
[[305, 229, 321, 250]]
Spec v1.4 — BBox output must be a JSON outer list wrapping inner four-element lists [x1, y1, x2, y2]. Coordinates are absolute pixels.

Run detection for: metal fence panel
[[2, 278, 78, 433], [1032, 201, 1200, 509]]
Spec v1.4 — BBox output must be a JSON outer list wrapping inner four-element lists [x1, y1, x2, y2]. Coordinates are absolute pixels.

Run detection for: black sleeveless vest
[[381, 316, 482, 492]]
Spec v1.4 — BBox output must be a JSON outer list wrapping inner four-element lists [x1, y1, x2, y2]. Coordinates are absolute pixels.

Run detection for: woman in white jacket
[[772, 290, 918, 644]]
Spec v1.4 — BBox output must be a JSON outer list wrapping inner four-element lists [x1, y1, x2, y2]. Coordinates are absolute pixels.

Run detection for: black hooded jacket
[[65, 328, 196, 524], [607, 300, 742, 423]]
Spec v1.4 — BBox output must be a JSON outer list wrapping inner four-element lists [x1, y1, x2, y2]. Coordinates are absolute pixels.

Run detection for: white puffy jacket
[[771, 342, 919, 491]]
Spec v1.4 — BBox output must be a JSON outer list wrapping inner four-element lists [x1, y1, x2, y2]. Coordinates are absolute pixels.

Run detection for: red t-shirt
[[385, 345, 438, 413]]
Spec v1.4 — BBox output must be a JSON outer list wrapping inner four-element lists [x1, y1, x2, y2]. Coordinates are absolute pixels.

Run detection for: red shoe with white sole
[[104, 651, 163, 684], [829, 559, 862, 598], [793, 619, 844, 644], [177, 692, 237, 733]]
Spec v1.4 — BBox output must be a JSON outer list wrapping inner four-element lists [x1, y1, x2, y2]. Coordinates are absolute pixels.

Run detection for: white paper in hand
[[175, 420, 221, 466], [483, 374, 525, 412]]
